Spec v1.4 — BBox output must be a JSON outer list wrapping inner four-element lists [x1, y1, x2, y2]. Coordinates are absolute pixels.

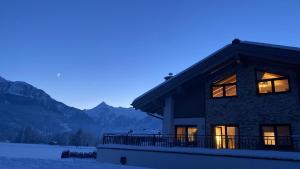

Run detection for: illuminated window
[[214, 126, 226, 149], [187, 127, 198, 142], [262, 125, 291, 147], [256, 71, 290, 94], [214, 125, 239, 149], [212, 74, 237, 98], [176, 127, 186, 142], [262, 126, 276, 145], [176, 126, 198, 144]]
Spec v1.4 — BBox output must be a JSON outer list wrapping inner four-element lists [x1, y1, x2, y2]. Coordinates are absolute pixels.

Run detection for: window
[[261, 125, 291, 148], [213, 125, 239, 149], [256, 71, 290, 94], [176, 127, 186, 142], [187, 127, 198, 142], [262, 126, 275, 145], [175, 126, 198, 144], [277, 126, 291, 146], [211, 74, 237, 98]]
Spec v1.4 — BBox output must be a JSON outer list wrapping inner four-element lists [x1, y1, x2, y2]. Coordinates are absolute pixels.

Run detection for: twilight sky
[[1, 0, 300, 109]]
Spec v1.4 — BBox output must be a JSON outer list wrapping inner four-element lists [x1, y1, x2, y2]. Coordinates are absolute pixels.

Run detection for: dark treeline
[[3, 126, 100, 146]]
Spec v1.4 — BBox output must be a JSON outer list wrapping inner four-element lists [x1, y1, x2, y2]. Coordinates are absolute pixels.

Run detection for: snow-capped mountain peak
[[0, 76, 161, 144], [96, 101, 109, 107], [85, 102, 161, 134], [93, 101, 111, 110], [86, 101, 149, 121]]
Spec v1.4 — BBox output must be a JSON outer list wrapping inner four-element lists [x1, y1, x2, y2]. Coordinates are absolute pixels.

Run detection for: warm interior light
[[212, 86, 223, 97], [212, 74, 237, 98], [264, 132, 275, 145], [187, 127, 198, 142], [274, 79, 289, 92], [215, 74, 237, 85], [215, 126, 223, 149], [176, 127, 185, 141], [258, 81, 272, 93], [263, 127, 276, 146], [226, 127, 237, 149], [214, 126, 238, 149], [257, 71, 289, 94], [225, 85, 237, 96], [176, 127, 198, 143], [261, 72, 283, 79]]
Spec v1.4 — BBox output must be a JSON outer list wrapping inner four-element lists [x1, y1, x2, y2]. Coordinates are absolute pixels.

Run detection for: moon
[[57, 73, 61, 78]]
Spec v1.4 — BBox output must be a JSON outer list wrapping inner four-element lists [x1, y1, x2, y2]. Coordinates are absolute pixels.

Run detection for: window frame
[[175, 125, 198, 143], [255, 70, 291, 95], [260, 124, 293, 150], [211, 124, 240, 149], [211, 74, 238, 99]]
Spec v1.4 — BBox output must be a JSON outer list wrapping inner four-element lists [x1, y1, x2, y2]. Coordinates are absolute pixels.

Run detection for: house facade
[[131, 39, 300, 150]]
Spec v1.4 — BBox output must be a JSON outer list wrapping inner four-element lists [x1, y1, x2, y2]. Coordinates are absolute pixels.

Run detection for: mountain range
[[0, 76, 161, 145]]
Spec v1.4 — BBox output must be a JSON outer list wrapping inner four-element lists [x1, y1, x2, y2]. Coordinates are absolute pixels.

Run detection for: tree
[[69, 129, 83, 146]]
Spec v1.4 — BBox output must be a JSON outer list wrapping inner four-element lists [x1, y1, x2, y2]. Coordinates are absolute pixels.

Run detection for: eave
[[132, 40, 300, 115]]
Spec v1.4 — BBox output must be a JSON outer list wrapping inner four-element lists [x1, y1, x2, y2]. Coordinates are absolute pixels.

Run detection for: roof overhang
[[132, 40, 300, 115]]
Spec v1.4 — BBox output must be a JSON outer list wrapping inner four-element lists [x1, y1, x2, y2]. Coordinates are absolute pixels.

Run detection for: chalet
[[98, 40, 300, 168], [129, 39, 300, 151]]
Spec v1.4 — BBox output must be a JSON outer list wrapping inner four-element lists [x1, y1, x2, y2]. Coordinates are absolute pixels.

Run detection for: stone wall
[[205, 63, 300, 137]]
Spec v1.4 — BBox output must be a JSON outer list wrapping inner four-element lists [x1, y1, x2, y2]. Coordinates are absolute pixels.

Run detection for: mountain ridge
[[0, 76, 161, 145]]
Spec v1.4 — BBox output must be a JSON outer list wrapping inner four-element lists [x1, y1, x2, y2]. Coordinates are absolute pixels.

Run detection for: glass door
[[227, 126, 238, 149], [214, 125, 239, 149], [215, 126, 226, 149]]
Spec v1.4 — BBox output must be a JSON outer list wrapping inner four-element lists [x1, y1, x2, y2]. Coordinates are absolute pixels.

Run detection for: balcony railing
[[102, 133, 300, 151]]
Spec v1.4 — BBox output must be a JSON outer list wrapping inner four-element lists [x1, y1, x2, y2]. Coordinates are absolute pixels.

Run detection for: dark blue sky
[[1, 0, 300, 109]]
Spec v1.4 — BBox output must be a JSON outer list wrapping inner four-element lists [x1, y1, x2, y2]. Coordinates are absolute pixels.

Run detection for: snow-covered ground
[[0, 143, 95, 160], [0, 143, 149, 169]]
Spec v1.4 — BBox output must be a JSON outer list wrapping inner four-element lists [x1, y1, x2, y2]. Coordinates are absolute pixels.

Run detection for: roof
[[132, 39, 300, 115]]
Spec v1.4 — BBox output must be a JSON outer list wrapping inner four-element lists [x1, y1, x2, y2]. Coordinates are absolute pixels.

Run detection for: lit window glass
[[176, 127, 186, 141], [225, 85, 237, 96], [187, 127, 197, 142], [212, 86, 223, 97], [176, 126, 198, 143], [214, 126, 238, 149], [212, 74, 237, 98], [262, 125, 291, 147], [262, 127, 275, 145], [274, 79, 289, 92], [257, 71, 283, 80], [256, 71, 290, 94], [258, 81, 272, 93], [226, 127, 238, 149], [215, 74, 237, 84]]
